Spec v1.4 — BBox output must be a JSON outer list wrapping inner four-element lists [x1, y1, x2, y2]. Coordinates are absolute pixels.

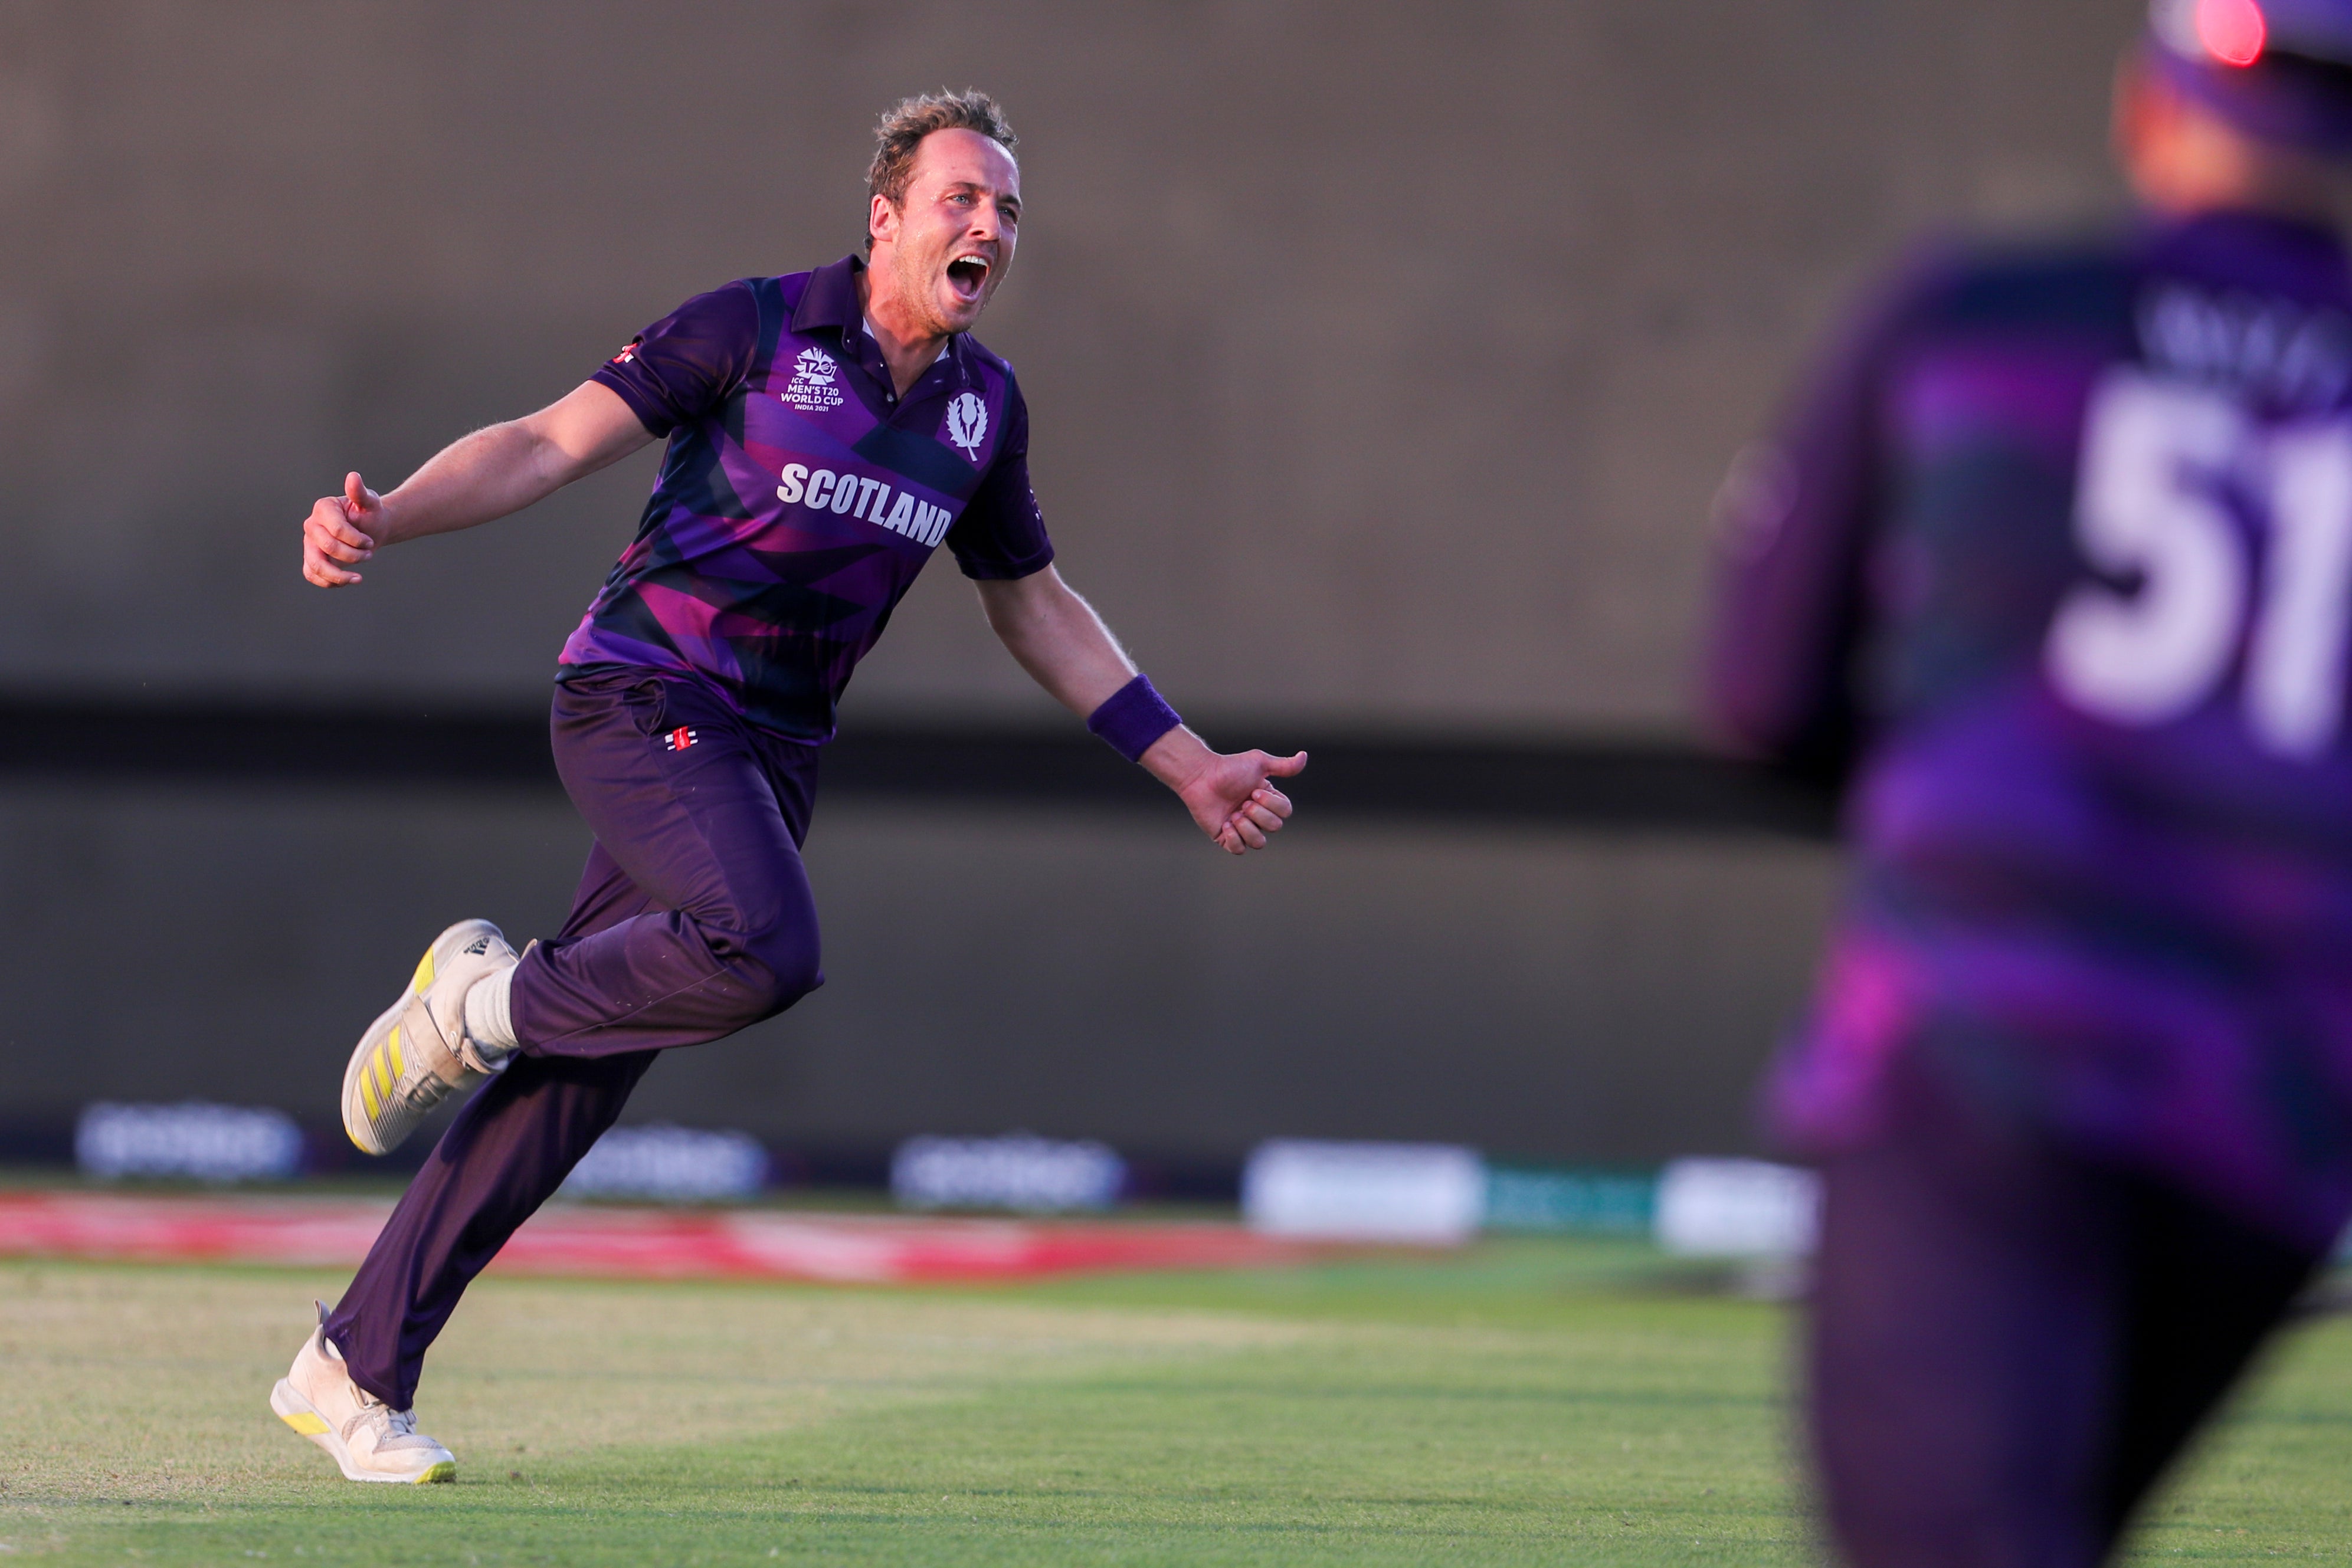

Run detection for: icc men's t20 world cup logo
[[781, 347, 846, 412], [944, 392, 988, 457]]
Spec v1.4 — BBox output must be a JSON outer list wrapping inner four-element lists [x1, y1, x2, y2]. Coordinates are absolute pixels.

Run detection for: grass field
[[4, 1236, 2350, 1565]]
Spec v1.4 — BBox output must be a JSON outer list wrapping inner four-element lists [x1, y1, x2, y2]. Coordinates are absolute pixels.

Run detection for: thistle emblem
[[945, 392, 988, 457]]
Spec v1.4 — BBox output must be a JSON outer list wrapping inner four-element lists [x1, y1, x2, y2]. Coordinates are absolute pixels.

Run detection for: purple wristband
[[1086, 674, 1182, 763]]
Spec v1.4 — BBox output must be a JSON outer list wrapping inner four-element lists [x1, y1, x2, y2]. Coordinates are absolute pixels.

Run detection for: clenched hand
[[302, 472, 384, 588], [1170, 747, 1308, 855]]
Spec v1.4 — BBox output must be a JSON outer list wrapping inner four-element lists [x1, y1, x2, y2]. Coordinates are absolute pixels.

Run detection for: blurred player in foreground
[[1710, 2, 2352, 1560], [275, 90, 1305, 1484]]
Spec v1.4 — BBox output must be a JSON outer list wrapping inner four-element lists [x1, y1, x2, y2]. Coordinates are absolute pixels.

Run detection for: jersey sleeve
[[1702, 242, 1960, 780], [591, 282, 761, 437], [945, 374, 1056, 580]]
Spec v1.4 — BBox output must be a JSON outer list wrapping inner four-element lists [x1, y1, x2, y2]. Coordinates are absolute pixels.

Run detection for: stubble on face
[[872, 129, 1021, 340]]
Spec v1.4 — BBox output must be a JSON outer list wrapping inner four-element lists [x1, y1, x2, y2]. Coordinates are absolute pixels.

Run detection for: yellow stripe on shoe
[[411, 1461, 456, 1484], [279, 1409, 332, 1436], [343, 919, 515, 1160]]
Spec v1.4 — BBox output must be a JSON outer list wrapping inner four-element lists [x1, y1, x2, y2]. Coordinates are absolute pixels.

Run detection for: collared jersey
[[1709, 211, 2352, 1249], [565, 254, 1053, 739]]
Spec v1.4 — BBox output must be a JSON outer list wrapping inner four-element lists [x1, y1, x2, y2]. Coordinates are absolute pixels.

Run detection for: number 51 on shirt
[[2046, 366, 2352, 760]]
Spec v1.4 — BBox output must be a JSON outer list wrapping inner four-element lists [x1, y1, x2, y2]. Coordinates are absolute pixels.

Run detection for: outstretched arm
[[976, 567, 1306, 855], [301, 380, 655, 588]]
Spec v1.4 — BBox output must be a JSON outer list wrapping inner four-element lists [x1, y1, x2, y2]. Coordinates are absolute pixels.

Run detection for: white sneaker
[[342, 919, 518, 1155], [270, 1304, 456, 1484]]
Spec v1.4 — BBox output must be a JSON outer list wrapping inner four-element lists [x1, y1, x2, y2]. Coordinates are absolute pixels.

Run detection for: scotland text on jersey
[[775, 465, 955, 546]]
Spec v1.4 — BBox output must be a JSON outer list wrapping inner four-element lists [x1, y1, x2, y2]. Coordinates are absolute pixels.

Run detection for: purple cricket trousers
[[326, 667, 823, 1408], [1809, 1054, 2326, 1568]]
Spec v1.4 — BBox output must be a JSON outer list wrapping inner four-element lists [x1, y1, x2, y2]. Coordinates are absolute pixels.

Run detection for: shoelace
[[344, 1388, 420, 1445]]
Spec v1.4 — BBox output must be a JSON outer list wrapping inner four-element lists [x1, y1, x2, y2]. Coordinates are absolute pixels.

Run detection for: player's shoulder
[[952, 330, 1017, 386], [661, 273, 820, 369], [647, 276, 771, 340], [1877, 227, 2141, 339], [667, 272, 830, 329], [766, 270, 817, 319], [947, 332, 1027, 422]]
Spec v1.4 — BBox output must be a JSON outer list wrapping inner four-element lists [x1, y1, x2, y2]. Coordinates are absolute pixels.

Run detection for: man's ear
[[868, 193, 899, 250]]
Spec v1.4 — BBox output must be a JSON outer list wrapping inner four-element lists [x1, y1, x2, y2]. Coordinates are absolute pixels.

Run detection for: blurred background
[[0, 0, 2141, 1191]]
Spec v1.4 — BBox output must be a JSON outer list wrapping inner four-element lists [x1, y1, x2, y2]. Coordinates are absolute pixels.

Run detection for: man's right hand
[[302, 472, 384, 588], [294, 382, 656, 590]]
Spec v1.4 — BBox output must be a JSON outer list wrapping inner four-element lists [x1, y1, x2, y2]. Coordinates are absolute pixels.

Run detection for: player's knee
[[729, 927, 823, 1021]]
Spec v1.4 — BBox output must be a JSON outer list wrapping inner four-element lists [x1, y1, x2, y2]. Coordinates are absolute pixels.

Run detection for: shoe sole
[[270, 1378, 455, 1484], [341, 920, 505, 1156]]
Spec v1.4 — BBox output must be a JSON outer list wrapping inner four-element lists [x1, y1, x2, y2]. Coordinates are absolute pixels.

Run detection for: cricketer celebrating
[[1711, 2, 2352, 1560], [275, 91, 1305, 1484]]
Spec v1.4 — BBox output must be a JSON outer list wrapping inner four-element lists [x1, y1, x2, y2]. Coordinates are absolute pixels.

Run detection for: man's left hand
[[1153, 742, 1308, 855], [967, 570, 1307, 855]]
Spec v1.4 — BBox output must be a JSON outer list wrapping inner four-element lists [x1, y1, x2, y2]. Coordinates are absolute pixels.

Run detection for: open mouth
[[945, 254, 991, 303]]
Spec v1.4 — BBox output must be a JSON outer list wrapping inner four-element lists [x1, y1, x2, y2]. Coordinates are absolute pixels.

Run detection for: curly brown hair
[[866, 89, 1018, 243]]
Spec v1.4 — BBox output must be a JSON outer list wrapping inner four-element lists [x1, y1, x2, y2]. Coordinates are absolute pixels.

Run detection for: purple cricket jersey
[[1709, 211, 2352, 1249], [567, 254, 1054, 740]]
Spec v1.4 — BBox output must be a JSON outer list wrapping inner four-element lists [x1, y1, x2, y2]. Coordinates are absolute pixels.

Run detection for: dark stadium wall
[[0, 780, 1835, 1167], [0, 1, 2138, 1167]]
